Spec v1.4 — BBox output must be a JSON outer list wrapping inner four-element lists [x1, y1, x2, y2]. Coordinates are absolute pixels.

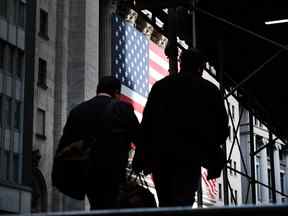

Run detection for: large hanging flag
[[111, 15, 169, 121], [201, 167, 218, 200]]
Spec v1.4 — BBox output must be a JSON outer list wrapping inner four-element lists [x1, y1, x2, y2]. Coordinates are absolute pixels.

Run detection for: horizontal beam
[[37, 205, 288, 216]]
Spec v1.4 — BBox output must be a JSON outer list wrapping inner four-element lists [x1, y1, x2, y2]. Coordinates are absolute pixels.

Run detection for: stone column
[[260, 143, 269, 203], [84, 0, 99, 99], [99, 0, 115, 77], [67, 0, 86, 111], [52, 0, 70, 211], [273, 144, 282, 203]]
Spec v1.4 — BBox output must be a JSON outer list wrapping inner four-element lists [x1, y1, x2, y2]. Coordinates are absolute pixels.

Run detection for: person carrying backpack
[[52, 76, 140, 209]]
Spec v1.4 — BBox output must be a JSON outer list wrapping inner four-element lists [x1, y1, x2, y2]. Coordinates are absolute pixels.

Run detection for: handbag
[[52, 99, 117, 200], [118, 170, 157, 208], [52, 138, 95, 200]]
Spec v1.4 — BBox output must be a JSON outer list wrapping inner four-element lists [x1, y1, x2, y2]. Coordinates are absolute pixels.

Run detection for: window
[[279, 149, 284, 161], [0, 0, 7, 18], [280, 173, 284, 193], [230, 190, 234, 204], [268, 169, 272, 201], [266, 143, 270, 158], [234, 190, 238, 205], [4, 96, 12, 129], [4, 150, 10, 180], [38, 58, 47, 89], [218, 183, 222, 200], [8, 46, 15, 75], [233, 161, 237, 175], [0, 94, 2, 127], [229, 160, 233, 175], [0, 41, 4, 69], [18, 0, 26, 28], [228, 125, 231, 140], [14, 100, 21, 130], [256, 164, 262, 201], [254, 117, 257, 125], [231, 105, 235, 119], [13, 153, 19, 183], [7, 0, 16, 24], [36, 108, 46, 138], [16, 50, 24, 79], [39, 9, 49, 39]]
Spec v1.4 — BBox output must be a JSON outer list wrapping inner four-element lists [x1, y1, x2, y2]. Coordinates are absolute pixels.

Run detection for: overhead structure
[[131, 0, 288, 143], [115, 0, 288, 206]]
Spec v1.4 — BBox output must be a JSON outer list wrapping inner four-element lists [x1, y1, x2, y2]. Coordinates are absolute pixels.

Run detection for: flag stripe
[[149, 42, 169, 63], [202, 168, 217, 198], [149, 50, 169, 72], [149, 60, 169, 78]]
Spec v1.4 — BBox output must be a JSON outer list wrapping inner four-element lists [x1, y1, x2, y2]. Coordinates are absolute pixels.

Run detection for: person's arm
[[133, 84, 159, 173], [215, 88, 229, 146], [124, 102, 140, 144], [206, 86, 229, 179], [57, 109, 79, 153]]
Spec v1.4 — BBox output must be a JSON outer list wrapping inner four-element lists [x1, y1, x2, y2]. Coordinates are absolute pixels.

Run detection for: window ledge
[[36, 133, 46, 140], [38, 32, 49, 41], [37, 82, 48, 90]]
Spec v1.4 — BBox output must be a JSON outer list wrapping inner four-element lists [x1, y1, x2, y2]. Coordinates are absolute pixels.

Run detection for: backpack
[[51, 138, 95, 200], [52, 100, 118, 200]]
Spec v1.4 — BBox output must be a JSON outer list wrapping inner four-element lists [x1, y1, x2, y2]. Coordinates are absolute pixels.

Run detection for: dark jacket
[[56, 95, 139, 192], [140, 72, 229, 169], [58, 95, 139, 155]]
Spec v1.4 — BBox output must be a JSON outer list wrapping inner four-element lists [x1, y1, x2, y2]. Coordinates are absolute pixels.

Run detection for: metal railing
[[15, 205, 288, 216]]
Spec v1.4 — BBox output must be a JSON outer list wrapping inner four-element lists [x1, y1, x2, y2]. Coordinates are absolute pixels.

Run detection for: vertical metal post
[[197, 176, 203, 207], [191, 0, 197, 48], [191, 0, 203, 207], [269, 131, 277, 203], [23, 0, 37, 187], [217, 40, 229, 205], [249, 112, 256, 204], [167, 8, 178, 74]]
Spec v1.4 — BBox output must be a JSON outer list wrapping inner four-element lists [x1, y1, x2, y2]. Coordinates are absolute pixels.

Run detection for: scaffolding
[[116, 0, 288, 206]]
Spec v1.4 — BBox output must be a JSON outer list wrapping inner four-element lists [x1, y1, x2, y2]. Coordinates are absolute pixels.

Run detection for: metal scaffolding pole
[[217, 40, 229, 205], [269, 131, 277, 203], [167, 8, 178, 74], [249, 112, 256, 204]]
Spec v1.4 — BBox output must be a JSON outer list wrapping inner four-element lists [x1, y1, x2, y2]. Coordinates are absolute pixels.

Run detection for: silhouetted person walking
[[134, 49, 229, 207], [56, 76, 139, 209]]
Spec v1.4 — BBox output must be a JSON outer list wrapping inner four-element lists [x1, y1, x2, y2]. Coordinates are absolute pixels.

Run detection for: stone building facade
[[0, 0, 31, 213], [31, 0, 101, 212]]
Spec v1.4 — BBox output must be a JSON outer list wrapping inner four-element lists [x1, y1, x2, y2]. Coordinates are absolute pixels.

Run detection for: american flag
[[111, 14, 217, 201], [111, 15, 169, 121], [201, 168, 217, 199]]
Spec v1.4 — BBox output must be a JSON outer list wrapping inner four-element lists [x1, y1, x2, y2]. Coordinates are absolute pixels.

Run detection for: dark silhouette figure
[[57, 76, 139, 209], [134, 49, 229, 207]]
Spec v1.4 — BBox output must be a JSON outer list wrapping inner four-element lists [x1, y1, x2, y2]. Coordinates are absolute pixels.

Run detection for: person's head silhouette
[[96, 76, 121, 98], [179, 48, 207, 77]]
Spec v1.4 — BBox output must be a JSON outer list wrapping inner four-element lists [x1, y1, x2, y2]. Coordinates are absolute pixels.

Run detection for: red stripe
[[149, 42, 169, 63], [120, 94, 144, 114], [202, 169, 217, 196], [149, 59, 169, 77], [149, 76, 157, 86]]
